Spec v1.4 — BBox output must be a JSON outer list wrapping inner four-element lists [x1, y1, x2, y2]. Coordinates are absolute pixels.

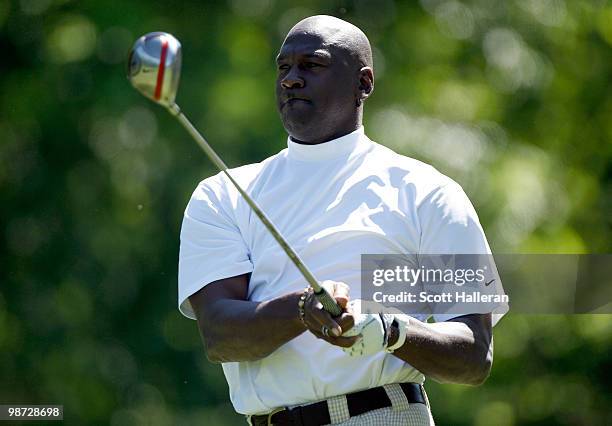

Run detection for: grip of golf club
[[315, 288, 343, 317], [168, 104, 342, 316]]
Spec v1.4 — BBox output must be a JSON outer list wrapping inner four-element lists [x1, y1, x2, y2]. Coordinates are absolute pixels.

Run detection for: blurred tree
[[0, 0, 610, 424]]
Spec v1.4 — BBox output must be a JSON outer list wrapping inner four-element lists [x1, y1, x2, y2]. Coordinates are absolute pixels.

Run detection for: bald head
[[286, 15, 373, 70], [275, 15, 375, 144]]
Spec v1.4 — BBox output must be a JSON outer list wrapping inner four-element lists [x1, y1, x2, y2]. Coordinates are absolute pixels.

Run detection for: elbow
[[206, 353, 222, 364], [465, 357, 492, 386], [437, 361, 491, 386], [206, 342, 269, 363], [196, 313, 234, 363], [465, 342, 493, 386], [202, 330, 270, 363], [205, 345, 225, 364], [200, 330, 224, 364], [197, 321, 233, 364]]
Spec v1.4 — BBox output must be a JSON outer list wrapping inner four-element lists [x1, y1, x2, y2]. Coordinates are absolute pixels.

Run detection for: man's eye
[[305, 62, 321, 68], [278, 64, 290, 71]]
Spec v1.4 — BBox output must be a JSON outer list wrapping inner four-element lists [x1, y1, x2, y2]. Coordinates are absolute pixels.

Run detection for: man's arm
[[189, 274, 357, 363], [391, 182, 500, 385], [387, 313, 493, 385]]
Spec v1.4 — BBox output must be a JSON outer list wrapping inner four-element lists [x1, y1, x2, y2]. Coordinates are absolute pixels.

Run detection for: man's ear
[[358, 67, 374, 101]]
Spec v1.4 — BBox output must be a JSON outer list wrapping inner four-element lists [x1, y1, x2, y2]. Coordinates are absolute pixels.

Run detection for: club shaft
[[167, 104, 342, 316]]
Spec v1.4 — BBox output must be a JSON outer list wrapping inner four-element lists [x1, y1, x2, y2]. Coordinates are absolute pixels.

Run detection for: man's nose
[[280, 68, 304, 89]]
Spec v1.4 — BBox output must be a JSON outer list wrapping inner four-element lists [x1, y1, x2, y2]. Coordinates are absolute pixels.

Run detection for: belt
[[248, 383, 425, 426]]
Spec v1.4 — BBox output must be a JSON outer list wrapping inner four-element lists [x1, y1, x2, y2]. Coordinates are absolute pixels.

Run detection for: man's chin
[[281, 116, 319, 142]]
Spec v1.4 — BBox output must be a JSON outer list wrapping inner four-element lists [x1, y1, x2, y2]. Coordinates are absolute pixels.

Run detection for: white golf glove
[[342, 300, 408, 357]]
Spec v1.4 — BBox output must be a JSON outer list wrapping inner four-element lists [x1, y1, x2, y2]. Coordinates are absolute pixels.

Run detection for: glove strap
[[385, 317, 408, 353]]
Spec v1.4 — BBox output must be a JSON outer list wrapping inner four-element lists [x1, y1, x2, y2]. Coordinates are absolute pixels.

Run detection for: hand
[[302, 281, 360, 348], [341, 300, 396, 357]]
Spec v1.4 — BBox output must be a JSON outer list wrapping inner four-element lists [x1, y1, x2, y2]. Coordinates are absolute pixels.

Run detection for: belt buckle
[[266, 407, 284, 426]]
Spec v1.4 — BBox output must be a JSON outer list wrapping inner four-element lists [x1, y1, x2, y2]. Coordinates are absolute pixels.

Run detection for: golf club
[[127, 32, 342, 317]]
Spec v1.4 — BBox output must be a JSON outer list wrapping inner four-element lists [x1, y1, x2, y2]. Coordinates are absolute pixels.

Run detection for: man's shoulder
[[194, 148, 288, 199], [367, 139, 459, 196]]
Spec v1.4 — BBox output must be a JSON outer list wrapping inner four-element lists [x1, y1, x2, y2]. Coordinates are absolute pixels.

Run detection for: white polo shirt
[[178, 127, 507, 415]]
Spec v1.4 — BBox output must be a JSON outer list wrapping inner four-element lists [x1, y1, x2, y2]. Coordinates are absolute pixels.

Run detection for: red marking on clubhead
[[154, 37, 169, 101]]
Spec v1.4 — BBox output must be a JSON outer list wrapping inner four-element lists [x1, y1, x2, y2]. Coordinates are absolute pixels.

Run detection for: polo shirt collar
[[286, 126, 366, 162]]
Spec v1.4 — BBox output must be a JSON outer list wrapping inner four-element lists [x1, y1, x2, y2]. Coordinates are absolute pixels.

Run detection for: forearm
[[391, 315, 493, 385], [195, 290, 306, 363]]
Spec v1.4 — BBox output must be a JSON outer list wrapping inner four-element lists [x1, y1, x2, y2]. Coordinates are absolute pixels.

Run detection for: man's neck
[[290, 129, 355, 145], [290, 118, 363, 145]]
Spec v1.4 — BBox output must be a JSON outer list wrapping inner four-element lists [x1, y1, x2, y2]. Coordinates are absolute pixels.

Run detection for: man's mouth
[[282, 97, 311, 107]]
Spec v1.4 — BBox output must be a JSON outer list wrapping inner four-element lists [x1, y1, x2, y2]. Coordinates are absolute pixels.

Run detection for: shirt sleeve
[[417, 183, 508, 326], [178, 180, 254, 320]]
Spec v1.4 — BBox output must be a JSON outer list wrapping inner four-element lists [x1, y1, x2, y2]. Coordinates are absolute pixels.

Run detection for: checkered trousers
[[324, 384, 435, 426]]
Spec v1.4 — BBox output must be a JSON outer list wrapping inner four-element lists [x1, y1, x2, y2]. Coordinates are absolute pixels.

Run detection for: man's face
[[275, 31, 359, 144]]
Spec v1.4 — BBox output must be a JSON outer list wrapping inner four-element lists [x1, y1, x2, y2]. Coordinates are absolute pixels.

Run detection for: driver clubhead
[[128, 32, 182, 108]]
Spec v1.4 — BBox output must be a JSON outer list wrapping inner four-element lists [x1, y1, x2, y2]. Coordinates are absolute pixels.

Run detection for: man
[[178, 15, 507, 425]]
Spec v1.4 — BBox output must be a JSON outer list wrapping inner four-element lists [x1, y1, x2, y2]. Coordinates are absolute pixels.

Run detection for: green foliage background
[[1, 0, 611, 424]]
